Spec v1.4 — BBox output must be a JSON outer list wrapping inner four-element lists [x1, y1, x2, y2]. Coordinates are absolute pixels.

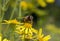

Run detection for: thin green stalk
[[10, 32, 15, 41], [10, 24, 15, 41], [19, 2, 21, 18], [1, 0, 10, 17], [5, 1, 17, 32], [0, 0, 10, 33], [18, 0, 22, 19], [2, 0, 10, 8], [0, 0, 9, 33], [4, 1, 18, 41], [1, 0, 10, 16]]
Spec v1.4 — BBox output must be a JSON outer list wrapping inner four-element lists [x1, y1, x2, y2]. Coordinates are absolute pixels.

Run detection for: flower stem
[[5, 0, 18, 33], [18, 0, 22, 19]]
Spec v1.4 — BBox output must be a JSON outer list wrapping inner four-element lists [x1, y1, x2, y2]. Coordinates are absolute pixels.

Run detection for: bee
[[23, 15, 33, 24]]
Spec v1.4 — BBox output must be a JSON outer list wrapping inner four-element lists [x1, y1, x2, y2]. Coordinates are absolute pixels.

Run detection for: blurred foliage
[[0, 0, 60, 41]]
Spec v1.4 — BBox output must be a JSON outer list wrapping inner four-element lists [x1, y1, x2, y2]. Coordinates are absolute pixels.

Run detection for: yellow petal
[[43, 35, 51, 41], [4, 20, 11, 24], [11, 19, 20, 24], [25, 34, 32, 39], [21, 35, 25, 39], [25, 28, 29, 34], [31, 28, 38, 34], [39, 28, 42, 36], [15, 31, 23, 34], [39, 34, 44, 38], [37, 0, 47, 7], [15, 26, 25, 34], [16, 26, 24, 30], [29, 29, 33, 35]]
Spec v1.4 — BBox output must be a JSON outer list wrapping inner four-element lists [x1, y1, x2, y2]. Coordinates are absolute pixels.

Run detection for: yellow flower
[[46, 0, 55, 3], [20, 1, 28, 9], [20, 1, 34, 9], [15, 23, 37, 34], [4, 19, 20, 24], [38, 28, 51, 41], [37, 0, 55, 7], [15, 23, 38, 39], [37, 0, 47, 7], [3, 38, 10, 41]]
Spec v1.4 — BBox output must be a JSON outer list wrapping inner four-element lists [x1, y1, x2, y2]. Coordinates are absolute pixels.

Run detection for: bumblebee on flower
[[15, 15, 38, 39]]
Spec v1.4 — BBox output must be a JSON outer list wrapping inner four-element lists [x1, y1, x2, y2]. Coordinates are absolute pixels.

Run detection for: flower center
[[24, 23, 32, 28]]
